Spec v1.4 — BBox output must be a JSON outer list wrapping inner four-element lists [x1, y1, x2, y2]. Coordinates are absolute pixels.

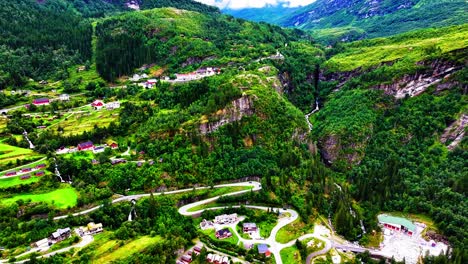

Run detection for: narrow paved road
[[0, 235, 93, 264], [0, 157, 48, 179], [9, 180, 349, 264], [54, 182, 261, 220]]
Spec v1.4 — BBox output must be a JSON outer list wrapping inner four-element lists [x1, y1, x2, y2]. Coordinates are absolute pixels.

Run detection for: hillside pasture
[[1, 186, 78, 209]]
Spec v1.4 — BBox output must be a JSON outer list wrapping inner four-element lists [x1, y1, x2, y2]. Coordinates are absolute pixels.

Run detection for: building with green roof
[[378, 214, 416, 236]]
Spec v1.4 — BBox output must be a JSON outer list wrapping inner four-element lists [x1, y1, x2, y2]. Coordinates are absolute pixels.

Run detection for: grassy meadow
[[1, 185, 78, 209], [326, 24, 468, 72], [0, 143, 44, 167]]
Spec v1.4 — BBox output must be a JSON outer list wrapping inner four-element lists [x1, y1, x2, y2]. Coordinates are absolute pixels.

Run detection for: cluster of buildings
[[56, 141, 118, 155], [31, 227, 72, 248], [206, 254, 230, 264], [91, 100, 120, 110], [4, 164, 46, 180], [30, 94, 70, 107], [135, 67, 221, 88], [176, 245, 203, 264]]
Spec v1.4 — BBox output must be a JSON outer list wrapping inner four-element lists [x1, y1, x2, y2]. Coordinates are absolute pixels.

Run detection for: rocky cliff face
[[440, 114, 467, 151], [320, 132, 370, 166], [374, 60, 463, 99], [321, 56, 465, 98], [199, 95, 255, 134]]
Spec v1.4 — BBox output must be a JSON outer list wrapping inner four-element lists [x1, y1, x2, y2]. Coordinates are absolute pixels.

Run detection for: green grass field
[[276, 218, 314, 244], [93, 235, 162, 263], [0, 143, 44, 167], [0, 175, 41, 189], [281, 246, 302, 264], [50, 109, 120, 136], [326, 24, 468, 72], [1, 186, 78, 209]]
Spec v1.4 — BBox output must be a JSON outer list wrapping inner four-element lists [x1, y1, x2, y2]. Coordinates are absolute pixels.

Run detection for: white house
[[59, 94, 70, 101], [105, 101, 120, 110]]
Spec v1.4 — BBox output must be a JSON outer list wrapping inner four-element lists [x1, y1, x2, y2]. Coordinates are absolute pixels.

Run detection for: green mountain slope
[[252, 0, 468, 42], [0, 0, 92, 88], [95, 8, 302, 81]]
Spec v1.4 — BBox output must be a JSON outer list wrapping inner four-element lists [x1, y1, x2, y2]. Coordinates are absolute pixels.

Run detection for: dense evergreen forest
[[0, 1, 466, 264], [0, 0, 92, 88]]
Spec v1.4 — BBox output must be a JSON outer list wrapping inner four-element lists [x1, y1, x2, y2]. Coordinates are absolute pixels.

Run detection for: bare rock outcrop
[[199, 96, 255, 134], [440, 114, 467, 151], [374, 60, 462, 99]]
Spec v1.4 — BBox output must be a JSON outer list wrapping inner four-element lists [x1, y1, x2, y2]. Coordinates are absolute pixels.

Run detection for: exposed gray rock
[[440, 114, 467, 151], [199, 96, 255, 134], [374, 60, 462, 99]]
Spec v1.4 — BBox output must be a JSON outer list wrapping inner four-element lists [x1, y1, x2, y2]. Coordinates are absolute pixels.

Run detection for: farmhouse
[[106, 101, 120, 110], [59, 94, 70, 101], [111, 158, 127, 165], [49, 227, 71, 242], [21, 168, 32, 173], [243, 223, 257, 233], [214, 213, 238, 224], [215, 228, 232, 239], [20, 174, 31, 180], [193, 245, 202, 255], [31, 238, 50, 248], [110, 142, 118, 149], [86, 222, 103, 234], [200, 219, 214, 230], [258, 244, 270, 257], [78, 141, 94, 151], [33, 98, 50, 106], [93, 146, 105, 153], [181, 255, 192, 263], [35, 164, 46, 169], [91, 100, 104, 110], [378, 214, 416, 236]]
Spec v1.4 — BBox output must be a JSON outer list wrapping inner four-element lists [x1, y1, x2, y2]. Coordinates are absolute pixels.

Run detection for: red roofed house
[[35, 171, 45, 177], [35, 164, 46, 169], [33, 98, 50, 106], [215, 228, 232, 240], [78, 141, 94, 151], [5, 171, 16, 176], [110, 143, 118, 149], [21, 174, 31, 180], [181, 255, 192, 263], [193, 245, 202, 255], [92, 100, 104, 110], [21, 168, 32, 173]]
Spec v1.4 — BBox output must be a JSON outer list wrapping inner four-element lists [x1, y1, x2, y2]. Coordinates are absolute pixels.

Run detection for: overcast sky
[[195, 0, 316, 10]]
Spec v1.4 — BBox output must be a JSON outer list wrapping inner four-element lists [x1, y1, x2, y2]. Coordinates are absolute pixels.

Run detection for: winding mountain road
[[12, 181, 338, 264]]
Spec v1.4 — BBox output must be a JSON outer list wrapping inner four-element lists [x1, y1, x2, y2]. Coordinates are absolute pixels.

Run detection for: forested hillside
[[0, 0, 92, 88], [95, 8, 302, 81], [226, 0, 468, 43], [0, 1, 466, 263]]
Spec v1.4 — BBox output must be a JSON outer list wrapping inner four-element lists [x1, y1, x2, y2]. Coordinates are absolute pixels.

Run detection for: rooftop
[[258, 244, 269, 254], [378, 214, 416, 232]]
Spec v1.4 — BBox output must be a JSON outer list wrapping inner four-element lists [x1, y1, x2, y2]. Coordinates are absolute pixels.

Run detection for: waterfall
[[305, 99, 320, 131]]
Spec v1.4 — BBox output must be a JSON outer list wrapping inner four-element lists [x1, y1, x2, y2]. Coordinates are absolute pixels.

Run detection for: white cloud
[[195, 0, 316, 10]]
